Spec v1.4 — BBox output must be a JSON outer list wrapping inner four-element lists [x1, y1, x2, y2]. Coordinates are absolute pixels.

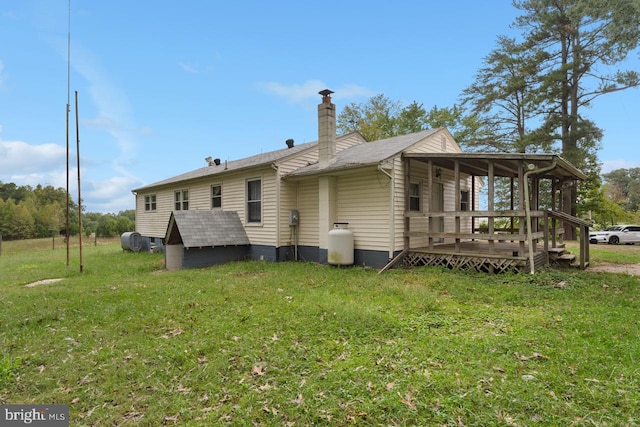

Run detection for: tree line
[[338, 0, 640, 233], [0, 182, 135, 241]]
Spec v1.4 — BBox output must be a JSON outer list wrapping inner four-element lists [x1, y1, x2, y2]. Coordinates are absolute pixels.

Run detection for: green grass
[[1, 241, 639, 426]]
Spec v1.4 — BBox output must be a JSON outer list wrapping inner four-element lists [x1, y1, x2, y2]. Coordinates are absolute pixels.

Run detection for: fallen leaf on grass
[[386, 382, 395, 390], [516, 352, 548, 361], [38, 365, 45, 374], [554, 281, 565, 289], [493, 366, 506, 373], [177, 383, 190, 394], [399, 392, 416, 410], [252, 365, 265, 376], [161, 328, 183, 339], [291, 393, 304, 404]]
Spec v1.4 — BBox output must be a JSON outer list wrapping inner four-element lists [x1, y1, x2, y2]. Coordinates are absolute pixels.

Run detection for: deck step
[[547, 247, 566, 254], [556, 253, 576, 262]]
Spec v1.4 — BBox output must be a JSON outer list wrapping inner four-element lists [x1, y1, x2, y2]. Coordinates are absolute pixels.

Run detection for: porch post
[[488, 161, 495, 254], [518, 162, 525, 256], [454, 159, 461, 252], [403, 157, 410, 251], [427, 160, 433, 249]]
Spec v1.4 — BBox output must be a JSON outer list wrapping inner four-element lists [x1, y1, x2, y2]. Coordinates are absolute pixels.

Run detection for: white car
[[589, 225, 640, 245]]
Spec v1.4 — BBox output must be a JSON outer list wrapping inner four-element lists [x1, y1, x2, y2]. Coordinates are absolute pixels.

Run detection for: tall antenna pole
[[75, 91, 83, 273], [65, 0, 71, 266]]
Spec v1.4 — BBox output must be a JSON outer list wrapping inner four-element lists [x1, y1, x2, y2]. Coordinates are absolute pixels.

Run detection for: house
[[132, 89, 589, 272]]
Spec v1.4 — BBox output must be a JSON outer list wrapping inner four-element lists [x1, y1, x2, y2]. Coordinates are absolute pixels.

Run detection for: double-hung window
[[211, 184, 222, 209], [144, 194, 156, 211], [460, 190, 469, 211], [175, 189, 189, 211], [247, 178, 262, 223], [409, 182, 421, 212]]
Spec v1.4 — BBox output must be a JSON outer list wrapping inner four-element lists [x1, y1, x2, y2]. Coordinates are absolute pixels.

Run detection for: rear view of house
[[132, 90, 472, 269], [133, 89, 588, 272]]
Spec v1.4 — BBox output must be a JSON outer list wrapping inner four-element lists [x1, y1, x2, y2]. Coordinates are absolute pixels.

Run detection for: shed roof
[[165, 210, 249, 248]]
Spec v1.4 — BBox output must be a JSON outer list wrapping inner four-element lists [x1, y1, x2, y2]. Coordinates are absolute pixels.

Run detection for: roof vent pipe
[[286, 138, 294, 148]]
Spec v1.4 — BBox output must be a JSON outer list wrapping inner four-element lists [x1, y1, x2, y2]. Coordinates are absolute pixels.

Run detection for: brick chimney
[[318, 89, 336, 168]]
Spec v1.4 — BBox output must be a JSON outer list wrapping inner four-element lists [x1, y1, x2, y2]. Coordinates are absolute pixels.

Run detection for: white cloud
[[0, 139, 66, 176], [178, 61, 213, 74], [259, 80, 375, 103], [82, 175, 141, 214], [69, 42, 141, 163]]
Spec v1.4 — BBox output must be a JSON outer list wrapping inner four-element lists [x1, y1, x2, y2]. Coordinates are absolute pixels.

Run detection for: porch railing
[[404, 209, 590, 269]]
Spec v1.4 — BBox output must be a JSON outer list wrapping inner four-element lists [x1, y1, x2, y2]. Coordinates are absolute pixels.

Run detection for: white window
[[211, 184, 222, 209], [247, 178, 261, 223], [175, 189, 189, 211], [409, 182, 421, 212], [144, 194, 156, 211], [461, 190, 469, 211]]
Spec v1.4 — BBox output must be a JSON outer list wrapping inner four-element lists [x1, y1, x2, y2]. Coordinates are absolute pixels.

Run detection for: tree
[[512, 0, 640, 238], [337, 94, 402, 141], [603, 168, 640, 212], [337, 94, 469, 142], [461, 35, 552, 153]]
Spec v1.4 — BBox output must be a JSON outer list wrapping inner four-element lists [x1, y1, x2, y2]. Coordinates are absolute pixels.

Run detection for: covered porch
[[387, 153, 591, 274]]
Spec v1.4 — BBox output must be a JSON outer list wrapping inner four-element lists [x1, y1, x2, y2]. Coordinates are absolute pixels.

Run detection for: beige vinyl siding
[[278, 180, 298, 246], [135, 190, 177, 238], [336, 133, 366, 151], [296, 179, 319, 246], [279, 150, 319, 175], [336, 168, 393, 252], [391, 156, 406, 253], [278, 133, 365, 175], [135, 166, 279, 245], [405, 129, 462, 154]]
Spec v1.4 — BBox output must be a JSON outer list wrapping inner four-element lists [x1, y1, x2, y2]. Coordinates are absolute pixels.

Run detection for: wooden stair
[[548, 245, 588, 268]]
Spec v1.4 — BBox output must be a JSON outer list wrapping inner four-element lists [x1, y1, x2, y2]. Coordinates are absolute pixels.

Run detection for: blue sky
[[1, 1, 638, 213]]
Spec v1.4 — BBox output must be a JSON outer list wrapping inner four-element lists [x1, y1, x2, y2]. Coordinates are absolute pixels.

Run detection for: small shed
[[164, 210, 250, 270]]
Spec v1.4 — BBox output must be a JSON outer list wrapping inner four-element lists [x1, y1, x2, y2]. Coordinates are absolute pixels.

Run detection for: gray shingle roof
[[285, 128, 440, 177], [166, 210, 249, 248], [133, 141, 316, 192]]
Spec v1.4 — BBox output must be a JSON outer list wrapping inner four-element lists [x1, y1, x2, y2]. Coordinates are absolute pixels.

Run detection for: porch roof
[[402, 152, 586, 180]]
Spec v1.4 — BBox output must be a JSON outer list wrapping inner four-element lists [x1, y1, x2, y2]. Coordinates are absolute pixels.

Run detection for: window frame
[[174, 189, 189, 211], [409, 181, 421, 212], [460, 190, 470, 211], [144, 194, 157, 211], [246, 178, 262, 224], [211, 183, 222, 209]]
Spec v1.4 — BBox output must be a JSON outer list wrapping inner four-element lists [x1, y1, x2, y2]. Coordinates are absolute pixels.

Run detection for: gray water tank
[[328, 223, 354, 265], [121, 231, 143, 252]]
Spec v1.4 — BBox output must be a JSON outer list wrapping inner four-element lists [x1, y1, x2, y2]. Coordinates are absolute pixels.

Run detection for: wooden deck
[[401, 241, 552, 273]]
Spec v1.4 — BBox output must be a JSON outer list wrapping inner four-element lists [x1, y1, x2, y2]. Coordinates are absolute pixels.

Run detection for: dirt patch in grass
[[24, 278, 64, 288], [588, 263, 640, 275]]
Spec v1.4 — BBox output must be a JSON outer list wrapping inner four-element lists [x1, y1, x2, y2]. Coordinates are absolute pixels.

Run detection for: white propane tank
[[328, 222, 354, 265]]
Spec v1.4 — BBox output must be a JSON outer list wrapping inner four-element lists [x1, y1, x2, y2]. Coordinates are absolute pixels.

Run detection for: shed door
[[432, 182, 444, 242]]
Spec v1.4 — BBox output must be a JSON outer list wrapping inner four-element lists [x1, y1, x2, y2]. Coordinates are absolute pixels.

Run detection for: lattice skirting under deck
[[402, 251, 527, 274]]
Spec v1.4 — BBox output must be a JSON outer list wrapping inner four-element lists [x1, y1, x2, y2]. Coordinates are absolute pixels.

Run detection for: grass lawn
[[1, 239, 639, 426]]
